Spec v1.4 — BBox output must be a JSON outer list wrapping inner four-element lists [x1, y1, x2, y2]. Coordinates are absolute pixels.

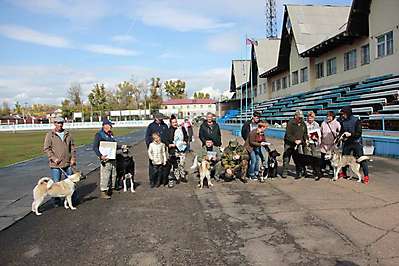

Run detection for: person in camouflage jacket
[[221, 139, 249, 183]]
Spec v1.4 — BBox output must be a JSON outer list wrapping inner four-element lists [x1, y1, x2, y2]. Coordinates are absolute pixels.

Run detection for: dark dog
[[267, 149, 280, 178], [116, 145, 135, 192], [292, 151, 322, 180]]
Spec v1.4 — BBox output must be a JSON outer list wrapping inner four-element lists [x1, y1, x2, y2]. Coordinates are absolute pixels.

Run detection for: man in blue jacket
[[145, 113, 169, 187], [93, 119, 117, 199]]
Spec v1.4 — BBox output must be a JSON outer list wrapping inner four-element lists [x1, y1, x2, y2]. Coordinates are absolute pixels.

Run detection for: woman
[[244, 121, 269, 180], [320, 111, 341, 175]]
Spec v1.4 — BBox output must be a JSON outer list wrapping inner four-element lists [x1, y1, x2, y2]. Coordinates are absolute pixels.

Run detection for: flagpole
[[245, 34, 248, 120], [250, 41, 254, 113]]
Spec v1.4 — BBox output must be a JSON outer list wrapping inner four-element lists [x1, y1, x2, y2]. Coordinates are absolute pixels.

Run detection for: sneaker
[[100, 191, 111, 199], [363, 176, 369, 185], [338, 171, 347, 179], [168, 180, 175, 188]]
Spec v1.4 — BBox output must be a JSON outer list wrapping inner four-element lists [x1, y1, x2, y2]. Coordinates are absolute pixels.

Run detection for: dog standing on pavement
[[267, 149, 280, 178], [198, 159, 213, 189], [116, 145, 135, 192], [330, 149, 370, 182], [32, 172, 83, 215]]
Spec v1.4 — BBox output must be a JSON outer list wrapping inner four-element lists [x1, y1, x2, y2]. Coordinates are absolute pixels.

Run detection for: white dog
[[330, 150, 369, 182], [32, 172, 83, 215], [198, 159, 213, 189]]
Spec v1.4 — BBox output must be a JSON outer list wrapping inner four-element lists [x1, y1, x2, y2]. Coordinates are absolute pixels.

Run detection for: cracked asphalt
[[0, 130, 398, 266]]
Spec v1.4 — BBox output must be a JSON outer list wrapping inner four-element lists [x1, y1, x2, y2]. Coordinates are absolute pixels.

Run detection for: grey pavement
[[0, 129, 145, 231]]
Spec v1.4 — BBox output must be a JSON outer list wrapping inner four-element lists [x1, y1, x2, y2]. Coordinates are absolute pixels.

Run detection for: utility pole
[[265, 0, 277, 38]]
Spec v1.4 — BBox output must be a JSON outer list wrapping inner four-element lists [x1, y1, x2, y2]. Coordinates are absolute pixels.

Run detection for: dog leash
[[58, 167, 70, 178]]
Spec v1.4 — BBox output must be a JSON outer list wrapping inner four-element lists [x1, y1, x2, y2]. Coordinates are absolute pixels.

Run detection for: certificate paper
[[99, 141, 117, 160]]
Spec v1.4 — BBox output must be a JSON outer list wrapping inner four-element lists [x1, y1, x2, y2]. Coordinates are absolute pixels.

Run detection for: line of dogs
[[32, 144, 369, 215]]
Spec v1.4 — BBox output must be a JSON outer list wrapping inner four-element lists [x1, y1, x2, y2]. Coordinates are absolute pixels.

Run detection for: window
[[377, 31, 394, 58], [316, 62, 324, 79], [291, 71, 299, 85], [300, 67, 308, 83], [361, 44, 370, 65], [344, 49, 357, 71], [276, 79, 281, 90], [327, 57, 337, 76], [272, 81, 276, 92], [282, 76, 288, 89]]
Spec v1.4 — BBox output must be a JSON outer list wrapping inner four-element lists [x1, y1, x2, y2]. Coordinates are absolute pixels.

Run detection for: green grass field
[[0, 128, 138, 168]]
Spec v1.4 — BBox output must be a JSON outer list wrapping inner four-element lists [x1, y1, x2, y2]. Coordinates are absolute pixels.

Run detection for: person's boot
[[100, 191, 111, 199], [363, 175, 369, 185]]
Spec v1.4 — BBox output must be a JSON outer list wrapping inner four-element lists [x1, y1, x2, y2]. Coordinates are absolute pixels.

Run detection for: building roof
[[230, 60, 250, 92], [286, 4, 351, 55], [254, 38, 280, 76], [162, 99, 216, 105]]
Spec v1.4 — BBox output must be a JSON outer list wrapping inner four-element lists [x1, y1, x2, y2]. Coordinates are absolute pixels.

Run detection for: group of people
[[41, 105, 370, 207]]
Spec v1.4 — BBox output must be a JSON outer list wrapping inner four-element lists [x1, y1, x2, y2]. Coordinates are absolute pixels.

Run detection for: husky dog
[[330, 149, 370, 182], [32, 172, 84, 216]]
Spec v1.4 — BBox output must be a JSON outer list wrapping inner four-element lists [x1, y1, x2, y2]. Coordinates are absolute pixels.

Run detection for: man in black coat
[[241, 111, 261, 141], [145, 113, 169, 187], [199, 112, 222, 147]]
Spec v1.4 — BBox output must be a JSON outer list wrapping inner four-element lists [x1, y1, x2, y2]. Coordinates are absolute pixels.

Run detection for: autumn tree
[[67, 83, 83, 107], [88, 83, 109, 114], [164, 80, 186, 99], [147, 77, 163, 111], [61, 99, 74, 119], [193, 92, 211, 99], [115, 81, 138, 109], [14, 101, 22, 115], [0, 101, 10, 117]]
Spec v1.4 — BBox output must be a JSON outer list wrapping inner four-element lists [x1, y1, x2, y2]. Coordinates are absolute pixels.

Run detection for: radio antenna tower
[[265, 0, 277, 38]]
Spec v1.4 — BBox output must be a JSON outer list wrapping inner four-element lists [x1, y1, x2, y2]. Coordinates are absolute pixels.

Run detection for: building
[[161, 99, 217, 119], [234, 0, 399, 103]]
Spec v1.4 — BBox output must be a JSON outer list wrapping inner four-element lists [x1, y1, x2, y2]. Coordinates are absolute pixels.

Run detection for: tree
[[61, 99, 74, 119], [0, 101, 10, 117], [88, 83, 109, 114], [193, 92, 198, 99], [193, 92, 210, 99], [164, 80, 186, 99], [67, 83, 82, 107], [115, 81, 138, 109], [147, 77, 162, 111], [14, 101, 22, 115]]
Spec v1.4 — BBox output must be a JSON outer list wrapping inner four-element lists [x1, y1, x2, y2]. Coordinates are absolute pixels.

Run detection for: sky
[[0, 0, 352, 106]]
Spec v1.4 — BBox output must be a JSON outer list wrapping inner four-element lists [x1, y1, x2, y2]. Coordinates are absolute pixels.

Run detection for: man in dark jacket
[[93, 119, 117, 199], [145, 113, 169, 187], [281, 110, 308, 179], [241, 111, 261, 141], [199, 112, 222, 147], [338, 106, 370, 184]]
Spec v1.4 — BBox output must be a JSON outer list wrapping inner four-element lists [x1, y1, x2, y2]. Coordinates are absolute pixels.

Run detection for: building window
[[377, 31, 394, 58], [271, 81, 275, 92], [326, 57, 337, 76], [291, 71, 299, 85], [361, 44, 370, 65], [276, 79, 281, 90], [300, 67, 308, 83], [282, 76, 288, 89], [344, 49, 357, 71], [316, 62, 324, 79]]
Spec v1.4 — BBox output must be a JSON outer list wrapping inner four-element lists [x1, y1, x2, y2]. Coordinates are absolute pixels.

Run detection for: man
[[338, 106, 370, 184], [199, 112, 222, 147], [221, 139, 249, 183], [241, 111, 261, 141], [197, 138, 222, 181], [281, 110, 308, 179], [43, 116, 77, 206], [93, 119, 117, 199], [145, 113, 169, 187]]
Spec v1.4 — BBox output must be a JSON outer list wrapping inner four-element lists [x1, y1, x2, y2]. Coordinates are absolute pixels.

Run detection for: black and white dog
[[267, 149, 280, 178], [116, 144, 135, 192]]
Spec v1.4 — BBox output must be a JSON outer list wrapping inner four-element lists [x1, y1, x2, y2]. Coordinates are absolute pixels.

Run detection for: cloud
[[0, 24, 71, 48], [111, 34, 136, 44], [0, 24, 138, 56], [83, 44, 138, 56], [136, 1, 234, 32], [207, 32, 241, 53]]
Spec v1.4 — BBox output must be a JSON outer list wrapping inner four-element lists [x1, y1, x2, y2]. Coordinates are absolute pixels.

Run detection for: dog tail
[[190, 155, 198, 170], [37, 177, 54, 189], [357, 156, 370, 163]]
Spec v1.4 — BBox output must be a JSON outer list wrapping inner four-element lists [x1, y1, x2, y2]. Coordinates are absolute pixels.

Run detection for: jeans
[[259, 146, 269, 168], [50, 166, 78, 205], [249, 148, 261, 178], [342, 141, 369, 176]]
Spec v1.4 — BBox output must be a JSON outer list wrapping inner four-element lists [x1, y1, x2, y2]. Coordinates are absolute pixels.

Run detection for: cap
[[153, 112, 165, 119], [229, 139, 239, 147], [54, 117, 64, 123], [253, 111, 261, 117], [295, 110, 304, 118], [102, 118, 114, 126]]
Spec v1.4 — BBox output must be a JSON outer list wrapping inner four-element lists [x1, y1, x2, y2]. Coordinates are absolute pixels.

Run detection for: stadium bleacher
[[223, 74, 399, 130]]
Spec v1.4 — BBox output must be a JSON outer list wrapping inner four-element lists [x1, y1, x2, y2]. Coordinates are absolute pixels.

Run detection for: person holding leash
[[281, 110, 308, 179], [241, 111, 261, 141], [338, 106, 370, 184], [93, 119, 117, 199], [320, 111, 341, 176], [43, 116, 77, 207]]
